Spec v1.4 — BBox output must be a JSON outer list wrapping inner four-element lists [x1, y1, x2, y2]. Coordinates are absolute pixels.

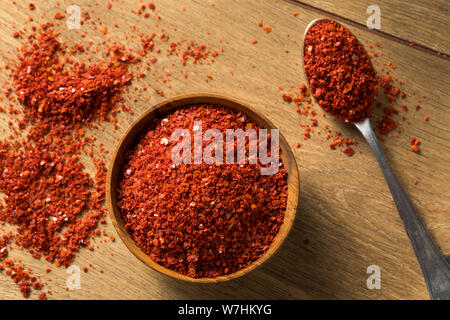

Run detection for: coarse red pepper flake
[[304, 20, 377, 122], [0, 23, 134, 298], [117, 104, 288, 278], [410, 137, 421, 152]]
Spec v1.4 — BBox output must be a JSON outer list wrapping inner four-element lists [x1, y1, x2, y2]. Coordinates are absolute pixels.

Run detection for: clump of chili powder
[[0, 23, 133, 298], [12, 26, 132, 127], [0, 140, 105, 266], [304, 20, 377, 122], [117, 104, 288, 278]]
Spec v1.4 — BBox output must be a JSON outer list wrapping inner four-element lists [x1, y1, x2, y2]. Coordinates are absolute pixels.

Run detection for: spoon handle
[[354, 118, 450, 300]]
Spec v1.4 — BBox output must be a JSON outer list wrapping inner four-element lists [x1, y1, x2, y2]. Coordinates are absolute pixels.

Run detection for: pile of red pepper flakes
[[282, 20, 429, 157], [0, 23, 133, 299], [13, 26, 132, 126], [117, 104, 288, 278], [304, 20, 378, 123]]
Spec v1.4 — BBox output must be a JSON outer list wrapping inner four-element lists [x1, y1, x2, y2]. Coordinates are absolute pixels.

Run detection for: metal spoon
[[302, 19, 450, 300]]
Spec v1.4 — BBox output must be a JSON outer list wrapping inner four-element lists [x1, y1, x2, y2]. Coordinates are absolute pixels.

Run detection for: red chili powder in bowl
[[116, 104, 288, 278], [304, 20, 378, 122]]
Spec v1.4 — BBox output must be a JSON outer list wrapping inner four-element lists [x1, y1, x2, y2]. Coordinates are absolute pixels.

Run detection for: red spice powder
[[13, 27, 132, 126], [374, 74, 404, 136], [285, 21, 427, 156], [281, 84, 357, 156], [0, 23, 133, 298], [2, 258, 42, 298], [342, 147, 355, 157], [38, 292, 47, 300], [0, 141, 105, 266], [117, 105, 288, 278], [410, 137, 421, 152], [304, 20, 377, 122], [377, 114, 397, 135]]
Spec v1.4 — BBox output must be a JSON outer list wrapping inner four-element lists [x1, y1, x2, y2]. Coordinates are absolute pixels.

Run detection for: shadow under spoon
[[302, 18, 450, 300]]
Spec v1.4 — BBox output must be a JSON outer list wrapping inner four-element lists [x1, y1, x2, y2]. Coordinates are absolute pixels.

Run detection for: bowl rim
[[106, 92, 300, 283]]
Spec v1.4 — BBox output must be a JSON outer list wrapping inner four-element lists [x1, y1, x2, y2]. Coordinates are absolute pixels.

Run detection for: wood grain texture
[[0, 0, 448, 300], [291, 0, 450, 54]]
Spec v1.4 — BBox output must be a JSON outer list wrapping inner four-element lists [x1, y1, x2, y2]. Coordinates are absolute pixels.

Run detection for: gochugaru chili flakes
[[0, 23, 133, 298], [13, 27, 132, 126], [304, 20, 377, 122], [117, 104, 288, 278]]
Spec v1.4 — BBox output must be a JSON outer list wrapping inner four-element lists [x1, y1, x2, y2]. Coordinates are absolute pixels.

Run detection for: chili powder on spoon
[[304, 20, 378, 122]]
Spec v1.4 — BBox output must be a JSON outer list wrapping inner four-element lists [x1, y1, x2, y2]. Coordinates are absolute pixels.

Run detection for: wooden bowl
[[106, 93, 300, 282]]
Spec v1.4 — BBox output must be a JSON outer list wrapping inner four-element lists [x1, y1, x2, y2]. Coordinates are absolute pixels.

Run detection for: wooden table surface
[[0, 0, 448, 300]]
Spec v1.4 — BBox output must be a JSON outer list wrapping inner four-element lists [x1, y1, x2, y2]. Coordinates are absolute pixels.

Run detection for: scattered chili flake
[[377, 115, 397, 135], [38, 292, 47, 300], [54, 12, 65, 20], [251, 40, 258, 45], [281, 83, 357, 156], [282, 93, 292, 103], [342, 147, 355, 157], [3, 261, 33, 297], [410, 137, 421, 153], [263, 26, 272, 33], [413, 180, 419, 185]]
